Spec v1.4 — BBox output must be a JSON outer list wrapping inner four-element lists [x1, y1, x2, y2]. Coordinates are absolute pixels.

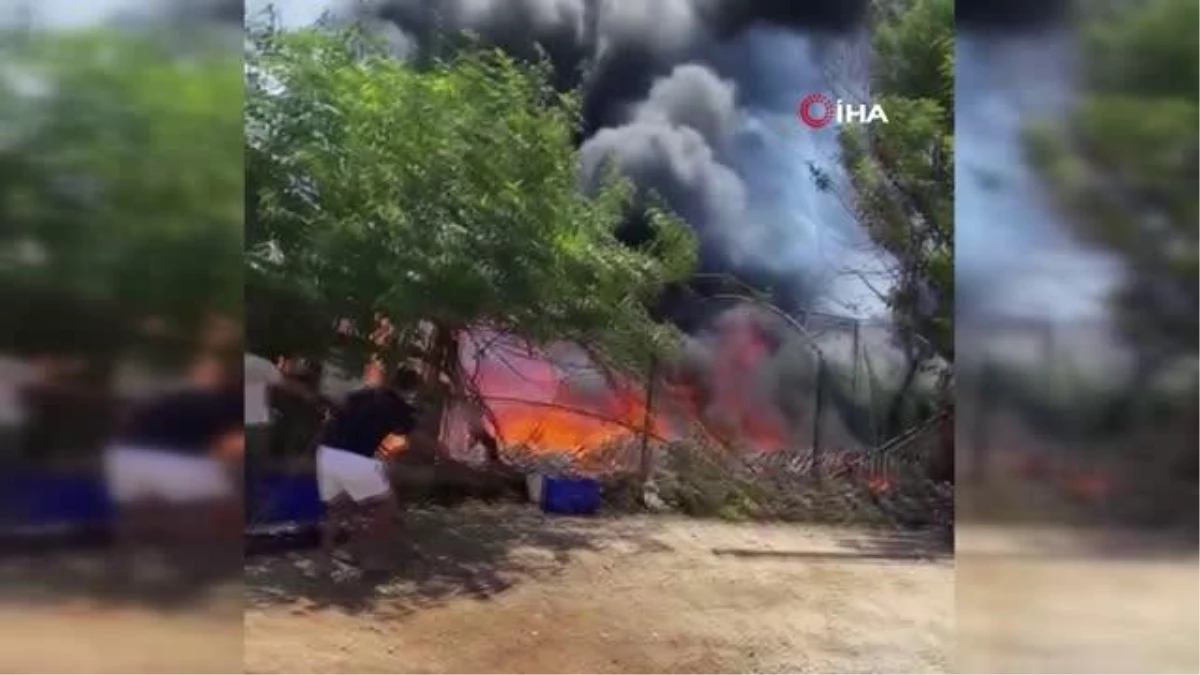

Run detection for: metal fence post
[[639, 355, 658, 485], [812, 356, 824, 479], [969, 364, 992, 484], [851, 319, 861, 397]]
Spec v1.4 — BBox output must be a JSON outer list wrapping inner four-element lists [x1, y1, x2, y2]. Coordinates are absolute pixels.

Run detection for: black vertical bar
[[970, 363, 992, 484], [851, 319, 861, 395], [640, 355, 658, 484], [812, 355, 824, 479]]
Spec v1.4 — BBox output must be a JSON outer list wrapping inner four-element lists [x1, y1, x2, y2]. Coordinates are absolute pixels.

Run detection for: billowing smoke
[[244, 0, 920, 445], [364, 0, 878, 317], [955, 0, 1069, 31], [370, 0, 868, 122], [580, 64, 749, 267]]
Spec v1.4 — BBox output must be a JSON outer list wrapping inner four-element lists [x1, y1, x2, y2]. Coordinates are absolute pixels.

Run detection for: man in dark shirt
[[106, 355, 243, 504], [103, 353, 244, 587], [316, 365, 420, 575]]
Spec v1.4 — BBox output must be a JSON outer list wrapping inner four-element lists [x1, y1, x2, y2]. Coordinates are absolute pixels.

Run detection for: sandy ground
[[0, 568, 243, 673], [2, 598, 243, 673], [4, 511, 1189, 673], [243, 506, 953, 674], [956, 525, 1199, 674]]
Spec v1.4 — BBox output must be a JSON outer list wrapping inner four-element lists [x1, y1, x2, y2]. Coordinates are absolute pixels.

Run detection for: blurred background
[[0, 0, 243, 671], [955, 0, 1197, 672]]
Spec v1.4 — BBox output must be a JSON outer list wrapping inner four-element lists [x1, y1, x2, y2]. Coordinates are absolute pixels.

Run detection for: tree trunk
[[883, 353, 922, 439], [639, 356, 658, 487], [412, 322, 456, 460], [931, 404, 955, 484]]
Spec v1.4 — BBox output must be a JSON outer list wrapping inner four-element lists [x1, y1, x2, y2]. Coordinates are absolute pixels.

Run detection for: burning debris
[[435, 303, 859, 471], [240, 1, 951, 520]]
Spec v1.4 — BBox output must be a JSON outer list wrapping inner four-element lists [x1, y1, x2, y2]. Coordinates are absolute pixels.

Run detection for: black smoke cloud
[[704, 0, 868, 37], [370, 0, 867, 129], [579, 64, 745, 265], [955, 0, 1069, 31], [368, 0, 870, 315], [109, 0, 244, 25]]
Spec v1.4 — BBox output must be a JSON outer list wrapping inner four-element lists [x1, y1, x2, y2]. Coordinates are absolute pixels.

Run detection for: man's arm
[[376, 396, 419, 459], [213, 428, 245, 464], [269, 375, 322, 402], [213, 390, 247, 463]]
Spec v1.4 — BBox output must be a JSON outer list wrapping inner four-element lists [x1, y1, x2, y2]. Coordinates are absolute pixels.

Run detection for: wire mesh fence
[[438, 303, 950, 497], [957, 316, 1197, 527]]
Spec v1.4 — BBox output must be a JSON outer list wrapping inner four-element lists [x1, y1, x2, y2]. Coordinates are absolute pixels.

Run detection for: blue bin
[[541, 477, 601, 515], [248, 473, 324, 525], [1, 473, 114, 528]]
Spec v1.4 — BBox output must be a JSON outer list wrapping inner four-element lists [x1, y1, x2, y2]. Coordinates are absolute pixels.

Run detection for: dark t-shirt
[[20, 383, 115, 459], [321, 388, 416, 458], [117, 387, 244, 456]]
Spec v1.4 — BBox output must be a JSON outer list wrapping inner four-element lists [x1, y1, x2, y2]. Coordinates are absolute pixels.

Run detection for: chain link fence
[[448, 302, 950, 504], [957, 317, 1197, 528]]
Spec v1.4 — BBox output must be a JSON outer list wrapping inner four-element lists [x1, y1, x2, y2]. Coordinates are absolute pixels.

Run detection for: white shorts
[[316, 445, 391, 503], [104, 445, 233, 505]]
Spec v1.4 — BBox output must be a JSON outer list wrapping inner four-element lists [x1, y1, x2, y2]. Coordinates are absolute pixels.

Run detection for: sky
[[955, 30, 1122, 323]]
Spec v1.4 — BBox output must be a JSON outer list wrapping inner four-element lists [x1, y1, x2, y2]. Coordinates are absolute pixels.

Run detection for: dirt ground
[[243, 506, 953, 674], [955, 525, 1200, 674], [1, 561, 243, 673], [4, 511, 1192, 673]]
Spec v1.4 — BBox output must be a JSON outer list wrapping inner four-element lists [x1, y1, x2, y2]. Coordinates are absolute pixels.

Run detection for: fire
[[378, 433, 409, 459], [1062, 471, 1114, 502], [450, 313, 792, 457], [454, 331, 660, 454], [867, 474, 894, 495], [488, 386, 666, 453], [687, 311, 790, 452]]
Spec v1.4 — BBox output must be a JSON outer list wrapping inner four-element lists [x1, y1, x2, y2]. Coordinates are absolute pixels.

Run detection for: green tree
[[1026, 0, 1198, 370], [246, 25, 697, 439], [813, 0, 954, 437], [0, 30, 243, 368]]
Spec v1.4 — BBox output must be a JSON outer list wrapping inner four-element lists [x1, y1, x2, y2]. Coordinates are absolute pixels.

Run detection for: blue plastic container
[[1, 473, 114, 528], [248, 473, 324, 525], [541, 476, 601, 515]]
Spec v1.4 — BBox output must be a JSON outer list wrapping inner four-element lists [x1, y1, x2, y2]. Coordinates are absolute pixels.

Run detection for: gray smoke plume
[[629, 64, 737, 153], [359, 0, 875, 315], [579, 64, 750, 270], [956, 0, 1068, 31]]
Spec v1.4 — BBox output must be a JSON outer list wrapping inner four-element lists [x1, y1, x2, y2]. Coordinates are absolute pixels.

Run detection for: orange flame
[[867, 475, 894, 495], [453, 315, 791, 457]]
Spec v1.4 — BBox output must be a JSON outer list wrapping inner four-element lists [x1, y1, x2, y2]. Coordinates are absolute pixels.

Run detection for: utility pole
[[811, 357, 825, 480], [639, 355, 658, 487], [851, 319, 861, 396]]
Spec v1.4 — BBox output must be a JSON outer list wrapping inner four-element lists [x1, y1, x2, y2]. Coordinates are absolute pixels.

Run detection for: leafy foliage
[[0, 30, 243, 362], [835, 0, 954, 363], [245, 25, 697, 387], [1026, 0, 1198, 360], [807, 0, 953, 441]]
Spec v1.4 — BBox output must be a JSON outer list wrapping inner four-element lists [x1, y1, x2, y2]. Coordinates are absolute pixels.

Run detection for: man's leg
[[155, 453, 241, 587], [341, 452, 399, 571], [165, 501, 231, 589], [320, 447, 397, 573], [103, 449, 158, 595], [106, 502, 144, 594], [319, 494, 352, 576], [348, 491, 399, 572], [316, 445, 348, 577]]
